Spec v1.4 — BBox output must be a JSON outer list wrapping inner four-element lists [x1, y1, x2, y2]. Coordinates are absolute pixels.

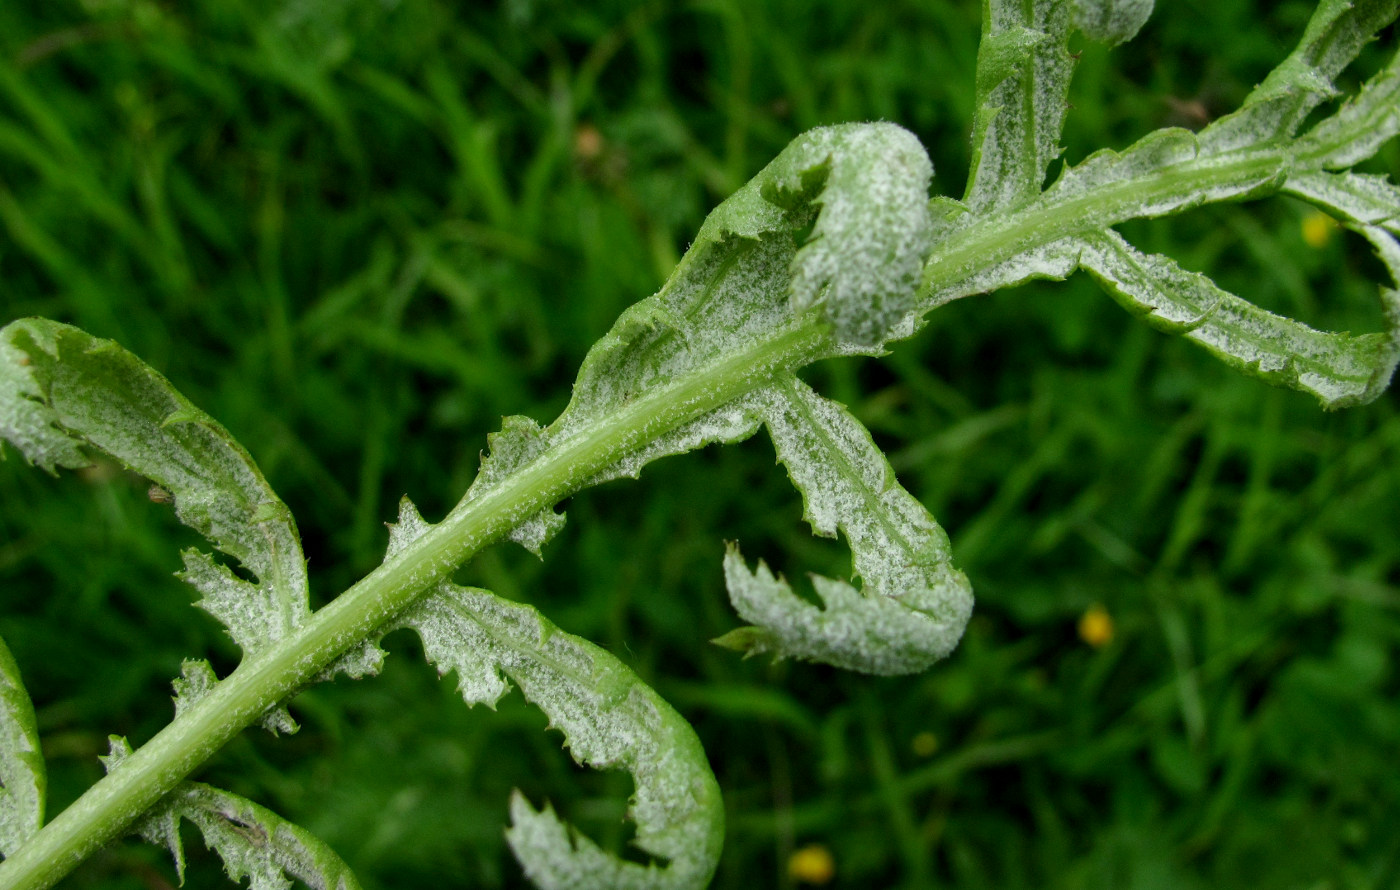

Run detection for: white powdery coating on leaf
[[722, 549, 969, 675], [1284, 171, 1400, 231], [462, 415, 567, 556], [1196, 92, 1316, 156], [587, 398, 763, 487], [1045, 126, 1285, 220], [0, 320, 312, 666], [0, 328, 88, 473], [1080, 230, 1400, 407], [930, 237, 1083, 308], [171, 659, 219, 719], [1301, 53, 1400, 168], [1232, 0, 1395, 145], [436, 124, 933, 546], [384, 495, 433, 558], [398, 588, 512, 706], [1072, 0, 1153, 46], [171, 658, 297, 735], [129, 781, 364, 890], [1078, 231, 1224, 332], [55, 369, 307, 608], [1049, 128, 1196, 201], [563, 232, 797, 439], [387, 502, 721, 889], [783, 124, 934, 345], [402, 587, 721, 886], [506, 794, 675, 890], [181, 550, 308, 661], [385, 499, 511, 704], [553, 122, 934, 486], [965, 0, 1073, 212], [718, 378, 972, 675]]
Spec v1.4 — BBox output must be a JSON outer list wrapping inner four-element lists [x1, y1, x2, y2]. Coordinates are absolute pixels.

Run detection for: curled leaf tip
[[722, 546, 971, 676], [717, 379, 973, 676], [1073, 0, 1154, 46], [396, 581, 723, 889], [780, 123, 935, 346]]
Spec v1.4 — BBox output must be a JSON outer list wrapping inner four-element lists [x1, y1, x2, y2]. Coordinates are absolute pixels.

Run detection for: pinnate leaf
[[965, 0, 1158, 214], [923, 0, 1400, 410], [965, 0, 1074, 212], [1234, 0, 1400, 143], [454, 122, 937, 534]]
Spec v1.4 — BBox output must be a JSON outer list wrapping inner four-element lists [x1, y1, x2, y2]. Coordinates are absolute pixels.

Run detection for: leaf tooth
[[459, 416, 569, 556], [384, 495, 432, 557], [168, 659, 299, 737]]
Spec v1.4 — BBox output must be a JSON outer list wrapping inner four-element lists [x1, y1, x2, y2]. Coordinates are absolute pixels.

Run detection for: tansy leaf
[[0, 320, 309, 627], [1220, 0, 1400, 146]]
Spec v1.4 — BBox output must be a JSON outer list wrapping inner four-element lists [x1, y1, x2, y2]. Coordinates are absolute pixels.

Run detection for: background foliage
[[1, 1, 1398, 887]]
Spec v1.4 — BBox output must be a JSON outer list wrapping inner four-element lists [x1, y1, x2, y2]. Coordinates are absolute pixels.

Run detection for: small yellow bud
[[911, 731, 939, 757], [1301, 211, 1336, 249], [1078, 604, 1114, 648], [788, 843, 835, 885]]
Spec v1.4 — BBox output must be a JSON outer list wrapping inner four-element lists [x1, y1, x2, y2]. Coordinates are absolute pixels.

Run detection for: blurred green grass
[[1, 1, 1399, 888]]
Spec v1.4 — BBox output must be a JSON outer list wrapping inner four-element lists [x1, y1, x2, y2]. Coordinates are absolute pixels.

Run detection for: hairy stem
[[922, 146, 1290, 298]]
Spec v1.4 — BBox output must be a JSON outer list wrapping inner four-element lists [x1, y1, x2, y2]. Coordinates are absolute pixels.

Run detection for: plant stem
[[921, 147, 1290, 299], [0, 322, 826, 890]]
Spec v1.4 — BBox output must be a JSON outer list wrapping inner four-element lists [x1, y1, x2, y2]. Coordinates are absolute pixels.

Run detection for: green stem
[[920, 146, 1290, 298], [0, 322, 826, 890]]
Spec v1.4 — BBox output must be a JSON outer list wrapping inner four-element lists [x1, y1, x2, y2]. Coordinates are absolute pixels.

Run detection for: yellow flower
[[1301, 211, 1336, 249], [1078, 604, 1114, 647], [788, 843, 835, 885]]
